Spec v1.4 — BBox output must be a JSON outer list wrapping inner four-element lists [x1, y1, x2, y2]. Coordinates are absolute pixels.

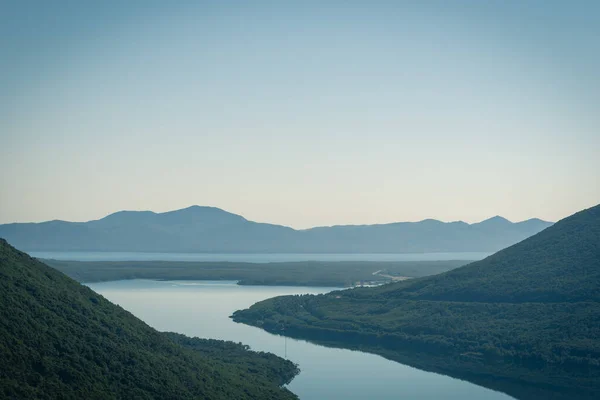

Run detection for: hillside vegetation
[[372, 204, 599, 303], [233, 204, 600, 400], [0, 239, 298, 399], [43, 259, 468, 287]]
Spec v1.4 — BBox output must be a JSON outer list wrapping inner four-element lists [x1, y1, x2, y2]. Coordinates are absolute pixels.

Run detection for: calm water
[[89, 280, 512, 400], [34, 251, 490, 262]]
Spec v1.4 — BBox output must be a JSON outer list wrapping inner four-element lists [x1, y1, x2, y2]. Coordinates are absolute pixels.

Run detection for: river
[[88, 279, 512, 400]]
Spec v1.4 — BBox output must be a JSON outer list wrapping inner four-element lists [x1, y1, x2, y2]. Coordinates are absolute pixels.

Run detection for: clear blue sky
[[1, 1, 599, 228]]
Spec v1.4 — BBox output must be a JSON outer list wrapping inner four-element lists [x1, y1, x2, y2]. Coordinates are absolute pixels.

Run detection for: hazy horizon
[[2, 1, 599, 229], [0, 203, 558, 228]]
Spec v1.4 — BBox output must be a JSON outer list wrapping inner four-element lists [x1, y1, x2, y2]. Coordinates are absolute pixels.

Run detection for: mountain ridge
[[2, 205, 549, 227], [0, 205, 553, 253]]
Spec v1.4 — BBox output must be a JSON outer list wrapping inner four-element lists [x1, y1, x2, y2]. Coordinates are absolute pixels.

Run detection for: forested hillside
[[0, 239, 298, 399], [370, 204, 600, 303], [233, 204, 600, 400]]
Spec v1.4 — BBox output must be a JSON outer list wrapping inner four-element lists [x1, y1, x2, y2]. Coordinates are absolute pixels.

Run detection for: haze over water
[[32, 252, 490, 262]]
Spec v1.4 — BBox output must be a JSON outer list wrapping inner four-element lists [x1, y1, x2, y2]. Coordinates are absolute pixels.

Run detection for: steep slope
[[0, 206, 552, 253], [233, 204, 600, 399], [373, 204, 600, 302], [0, 239, 298, 399]]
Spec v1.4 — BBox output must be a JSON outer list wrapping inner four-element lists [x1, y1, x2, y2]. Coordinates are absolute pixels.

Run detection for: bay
[[89, 279, 512, 400]]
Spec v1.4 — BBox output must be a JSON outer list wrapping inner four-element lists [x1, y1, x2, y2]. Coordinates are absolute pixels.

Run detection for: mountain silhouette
[[0, 206, 552, 253]]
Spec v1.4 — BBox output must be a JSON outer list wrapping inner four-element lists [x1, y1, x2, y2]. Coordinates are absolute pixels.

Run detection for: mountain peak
[[158, 205, 247, 224], [519, 217, 552, 224], [418, 218, 444, 224], [477, 215, 512, 225], [175, 205, 230, 214]]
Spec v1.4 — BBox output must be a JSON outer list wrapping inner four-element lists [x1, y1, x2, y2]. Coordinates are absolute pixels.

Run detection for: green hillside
[[373, 204, 599, 303], [0, 239, 298, 399], [233, 204, 600, 399]]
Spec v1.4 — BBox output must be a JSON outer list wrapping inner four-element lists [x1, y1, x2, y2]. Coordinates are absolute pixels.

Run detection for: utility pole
[[281, 319, 287, 359]]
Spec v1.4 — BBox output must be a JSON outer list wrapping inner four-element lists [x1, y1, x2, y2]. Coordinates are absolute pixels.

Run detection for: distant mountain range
[[0, 206, 553, 253]]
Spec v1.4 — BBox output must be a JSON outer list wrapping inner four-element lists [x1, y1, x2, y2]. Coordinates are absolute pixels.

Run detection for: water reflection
[[89, 280, 512, 400]]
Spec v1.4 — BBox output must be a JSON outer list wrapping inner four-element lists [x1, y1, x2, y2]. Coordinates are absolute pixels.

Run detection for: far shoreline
[[42, 258, 472, 288]]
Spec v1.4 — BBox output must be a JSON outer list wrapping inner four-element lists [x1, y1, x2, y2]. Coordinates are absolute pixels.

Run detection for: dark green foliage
[[233, 204, 600, 400], [373, 204, 600, 303], [165, 333, 299, 387], [0, 239, 298, 399], [43, 259, 468, 287]]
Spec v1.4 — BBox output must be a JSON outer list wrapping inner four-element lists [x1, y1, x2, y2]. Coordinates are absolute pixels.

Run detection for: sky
[[1, 0, 599, 228]]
